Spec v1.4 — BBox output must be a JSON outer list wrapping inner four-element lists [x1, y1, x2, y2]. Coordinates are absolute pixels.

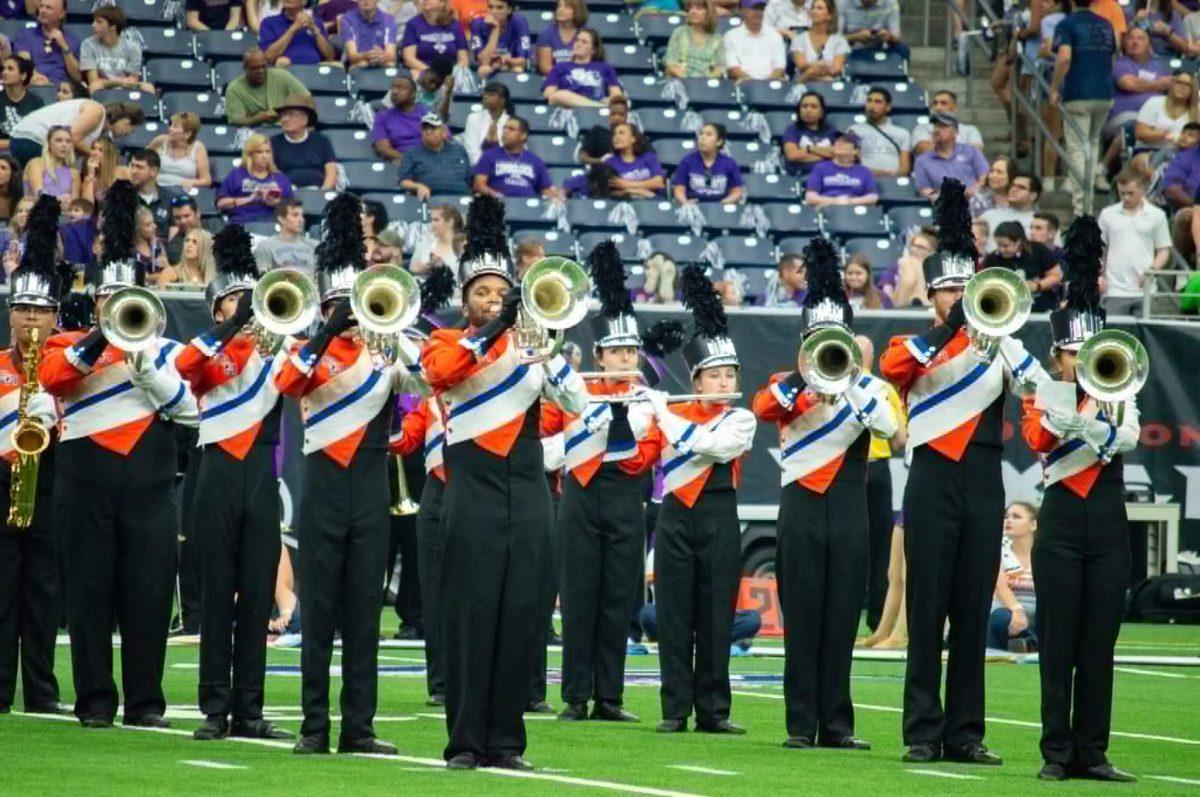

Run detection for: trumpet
[[798, 326, 862, 401], [962, 267, 1032, 362], [513, 257, 590, 363], [251, 268, 318, 354], [8, 328, 49, 529], [1076, 329, 1149, 426], [351, 264, 420, 366], [100, 286, 166, 355]]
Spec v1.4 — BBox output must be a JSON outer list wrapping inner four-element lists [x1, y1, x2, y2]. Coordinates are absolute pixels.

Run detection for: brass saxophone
[[8, 328, 50, 528]]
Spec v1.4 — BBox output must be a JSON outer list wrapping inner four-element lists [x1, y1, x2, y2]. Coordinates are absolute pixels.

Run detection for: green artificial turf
[[1, 619, 1197, 795]]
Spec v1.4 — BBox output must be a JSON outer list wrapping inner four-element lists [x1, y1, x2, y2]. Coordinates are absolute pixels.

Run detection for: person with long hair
[[880, 226, 935, 308], [149, 112, 213, 189], [0, 196, 33, 277], [790, 0, 847, 81], [843, 254, 889, 309], [781, 91, 837, 179], [603, 122, 666, 198], [535, 0, 587, 74], [134, 206, 169, 285], [401, 0, 470, 78], [984, 221, 1062, 311], [988, 501, 1038, 651], [672, 122, 744, 205], [0, 154, 23, 221], [664, 0, 727, 78], [159, 228, 216, 288], [80, 138, 126, 208], [542, 27, 622, 108], [470, 0, 532, 77], [1128, 69, 1200, 178], [462, 81, 512, 164], [409, 203, 464, 274], [24, 125, 79, 208], [216, 134, 294, 225], [970, 155, 1014, 217]]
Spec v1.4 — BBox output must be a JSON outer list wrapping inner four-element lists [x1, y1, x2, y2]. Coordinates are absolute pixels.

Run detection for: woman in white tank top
[[149, 111, 212, 189], [9, 98, 106, 167]]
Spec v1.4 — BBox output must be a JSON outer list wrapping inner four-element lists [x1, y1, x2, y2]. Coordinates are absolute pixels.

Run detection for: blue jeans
[[987, 607, 1037, 650], [638, 605, 762, 645]]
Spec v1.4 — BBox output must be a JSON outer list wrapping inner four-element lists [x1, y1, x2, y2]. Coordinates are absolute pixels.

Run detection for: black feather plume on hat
[[314, 192, 366, 273], [460, 195, 510, 264], [58, 292, 94, 331], [641, 318, 684, 358], [420, 265, 456, 311], [801, 237, 847, 309], [680, 264, 727, 339], [99, 179, 137, 266], [588, 241, 633, 319], [18, 195, 60, 275], [1062, 215, 1104, 313], [933, 178, 977, 261], [212, 224, 257, 278]]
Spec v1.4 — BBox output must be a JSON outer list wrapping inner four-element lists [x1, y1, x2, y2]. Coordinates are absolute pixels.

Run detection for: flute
[[600, 392, 742, 404]]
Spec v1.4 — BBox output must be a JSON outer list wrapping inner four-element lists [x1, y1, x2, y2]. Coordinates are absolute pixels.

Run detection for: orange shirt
[[752, 371, 845, 493], [1090, 0, 1127, 37], [390, 399, 446, 482], [654, 400, 741, 508], [450, 0, 487, 30], [176, 334, 263, 460], [1021, 394, 1102, 498], [276, 335, 372, 467], [541, 378, 660, 487]]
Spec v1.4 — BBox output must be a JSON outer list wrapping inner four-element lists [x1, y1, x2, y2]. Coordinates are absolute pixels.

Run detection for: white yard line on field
[[668, 765, 739, 776], [179, 760, 248, 770], [1148, 775, 1200, 786], [1115, 666, 1196, 679], [904, 769, 982, 781]]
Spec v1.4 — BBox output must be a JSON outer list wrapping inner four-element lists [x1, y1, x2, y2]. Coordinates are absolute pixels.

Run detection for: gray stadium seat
[[288, 64, 351, 96], [93, 88, 159, 120], [843, 236, 904, 269], [358, 192, 425, 225], [578, 231, 640, 263], [145, 58, 212, 92], [324, 129, 376, 161], [525, 104, 562, 135], [197, 124, 241, 156], [116, 121, 165, 153], [502, 197, 557, 230], [636, 14, 681, 50], [702, 109, 760, 141], [350, 68, 404, 102], [195, 30, 258, 63], [513, 228, 574, 256], [763, 203, 821, 238], [566, 198, 627, 234], [296, 189, 340, 220], [873, 81, 927, 114], [889, 205, 935, 236], [632, 199, 689, 236], [589, 12, 638, 43], [162, 91, 225, 123], [805, 82, 857, 112], [185, 187, 218, 216], [493, 72, 545, 104], [139, 27, 196, 60], [312, 95, 359, 127], [644, 233, 707, 264], [343, 161, 400, 192], [653, 138, 696, 170], [876, 177, 926, 209], [637, 107, 689, 141], [700, 203, 757, 236], [714, 237, 775, 269], [679, 78, 740, 110], [526, 134, 577, 166], [845, 50, 908, 82], [723, 139, 772, 169], [738, 80, 793, 112], [208, 155, 242, 182], [606, 44, 655, 76], [777, 236, 813, 257], [213, 61, 244, 89], [117, 0, 174, 27], [740, 266, 772, 299], [622, 75, 677, 109], [743, 173, 798, 204], [822, 205, 889, 240]]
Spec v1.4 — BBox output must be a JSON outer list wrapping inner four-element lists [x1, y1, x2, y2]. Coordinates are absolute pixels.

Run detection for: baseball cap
[[421, 111, 444, 127], [931, 112, 960, 128]]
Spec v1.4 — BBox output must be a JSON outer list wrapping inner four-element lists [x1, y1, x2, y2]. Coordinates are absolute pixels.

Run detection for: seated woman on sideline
[[989, 501, 1038, 651]]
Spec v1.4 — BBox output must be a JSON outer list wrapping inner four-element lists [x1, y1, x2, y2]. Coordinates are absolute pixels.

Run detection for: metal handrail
[[1141, 267, 1200, 320]]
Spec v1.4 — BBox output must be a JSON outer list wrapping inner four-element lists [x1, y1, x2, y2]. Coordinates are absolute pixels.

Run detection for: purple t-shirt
[[535, 24, 576, 65], [317, 0, 355, 28], [912, 143, 989, 193], [371, 103, 430, 152], [1162, 144, 1200, 203], [1110, 55, 1169, 118], [339, 7, 399, 52], [542, 61, 622, 102], [604, 151, 666, 195], [14, 25, 80, 84], [469, 14, 532, 61], [401, 16, 468, 64], [472, 146, 552, 196], [781, 122, 838, 177], [217, 167, 295, 225], [671, 151, 744, 202], [806, 160, 878, 198], [259, 14, 327, 65]]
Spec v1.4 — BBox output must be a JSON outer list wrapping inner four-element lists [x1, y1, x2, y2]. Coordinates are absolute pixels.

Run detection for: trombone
[[962, 267, 1032, 362], [513, 257, 590, 363], [251, 268, 318, 355], [100, 286, 167, 368], [798, 326, 862, 402], [1076, 329, 1150, 427], [351, 264, 421, 367]]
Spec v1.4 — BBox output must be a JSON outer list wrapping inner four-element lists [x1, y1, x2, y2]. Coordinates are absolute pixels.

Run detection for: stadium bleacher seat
[[525, 104, 562, 136], [891, 112, 927, 133], [589, 12, 638, 43], [0, 20, 31, 46], [822, 205, 889, 240], [549, 166, 585, 188], [358, 192, 424, 226], [65, 0, 91, 22], [162, 91, 225, 123], [197, 124, 240, 155], [763, 110, 795, 138], [93, 88, 159, 120], [763, 203, 821, 239], [874, 81, 927, 114], [723, 139, 771, 170], [566, 198, 627, 234], [679, 78, 740, 111], [738, 80, 793, 112], [638, 107, 689, 141], [653, 138, 696, 170], [714, 237, 775, 269], [138, 27, 195, 60], [324, 129, 376, 161], [493, 72, 544, 104], [607, 44, 655, 76], [526, 134, 577, 166], [186, 186, 219, 216], [27, 86, 57, 106], [578, 231, 640, 263], [843, 236, 904, 268], [427, 195, 474, 214], [502, 197, 557, 230], [805, 82, 856, 112], [312, 96, 359, 128], [740, 266, 772, 300], [64, 22, 91, 42], [702, 109, 759, 141], [195, 30, 257, 63], [634, 14, 681, 50], [118, 0, 174, 27], [343, 161, 399, 192], [213, 61, 244, 89], [296, 189, 340, 220], [573, 106, 621, 132], [242, 220, 280, 237], [513, 228, 574, 255], [208, 155, 242, 182], [145, 58, 212, 92], [889, 205, 934, 238], [644, 233, 707, 264], [825, 112, 863, 132], [632, 199, 689, 236], [700, 203, 757, 236], [777, 236, 813, 257], [350, 68, 404, 102], [288, 64, 351, 96], [623, 75, 677, 109], [743, 173, 798, 204], [876, 177, 926, 209], [845, 50, 908, 82], [117, 121, 164, 153]]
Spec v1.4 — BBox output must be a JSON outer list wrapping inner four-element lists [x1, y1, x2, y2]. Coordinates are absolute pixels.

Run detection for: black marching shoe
[[125, 714, 171, 729], [25, 703, 71, 715], [821, 737, 872, 751], [1038, 763, 1070, 781], [80, 716, 114, 729], [447, 752, 480, 770], [591, 702, 638, 722], [525, 700, 555, 714], [338, 737, 398, 755], [426, 694, 446, 707], [231, 718, 294, 739], [902, 743, 941, 763], [1080, 763, 1136, 782], [656, 719, 687, 733], [488, 755, 534, 771], [783, 736, 815, 749], [695, 719, 746, 735], [193, 715, 230, 740], [945, 743, 1003, 766], [293, 735, 330, 754], [558, 703, 588, 721]]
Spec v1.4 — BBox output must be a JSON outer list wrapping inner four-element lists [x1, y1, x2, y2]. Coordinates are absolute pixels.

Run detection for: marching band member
[[421, 196, 587, 771], [388, 265, 456, 708], [549, 242, 682, 724], [0, 196, 64, 716], [275, 194, 425, 756], [643, 265, 757, 736], [752, 239, 896, 751], [1023, 218, 1140, 783], [880, 178, 1045, 765], [39, 180, 199, 729], [175, 226, 292, 742]]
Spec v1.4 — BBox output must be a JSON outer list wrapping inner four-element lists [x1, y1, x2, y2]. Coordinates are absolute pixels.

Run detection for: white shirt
[[911, 120, 984, 149], [765, 0, 810, 33], [11, 98, 104, 146], [978, 206, 1035, 251], [1097, 199, 1171, 298], [790, 30, 850, 67], [1135, 95, 1192, 150], [723, 24, 787, 80], [460, 107, 510, 166], [847, 117, 910, 173]]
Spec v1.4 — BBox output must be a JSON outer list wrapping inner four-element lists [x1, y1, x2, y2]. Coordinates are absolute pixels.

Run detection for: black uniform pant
[[298, 448, 390, 743], [0, 489, 60, 710], [388, 455, 424, 629], [654, 489, 740, 725], [559, 466, 645, 706], [416, 476, 445, 698], [529, 487, 558, 706], [778, 479, 868, 742], [1033, 480, 1130, 768], [902, 444, 1003, 750], [864, 459, 894, 631], [195, 444, 282, 720], [177, 429, 202, 634], [440, 432, 552, 761], [57, 428, 179, 722]]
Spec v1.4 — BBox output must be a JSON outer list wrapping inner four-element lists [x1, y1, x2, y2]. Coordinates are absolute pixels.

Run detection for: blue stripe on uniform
[[0, 409, 17, 430], [305, 368, 383, 428], [160, 382, 186, 412], [63, 380, 134, 417], [202, 360, 273, 420], [781, 403, 853, 460], [1045, 437, 1085, 466], [424, 432, 444, 456], [908, 362, 990, 419], [662, 451, 695, 476], [449, 364, 530, 418], [154, 340, 177, 370]]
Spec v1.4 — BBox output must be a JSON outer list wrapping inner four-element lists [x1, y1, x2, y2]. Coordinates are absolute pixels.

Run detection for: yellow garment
[[869, 380, 905, 460]]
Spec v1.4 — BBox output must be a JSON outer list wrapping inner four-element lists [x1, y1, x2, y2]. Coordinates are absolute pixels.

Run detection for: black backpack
[[1126, 574, 1200, 625]]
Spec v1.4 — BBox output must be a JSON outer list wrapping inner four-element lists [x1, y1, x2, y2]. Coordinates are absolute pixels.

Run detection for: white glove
[[690, 409, 757, 462], [640, 387, 670, 418], [28, 391, 57, 430], [1047, 408, 1086, 436], [999, 336, 1048, 390], [1080, 418, 1118, 462], [582, 402, 613, 434]]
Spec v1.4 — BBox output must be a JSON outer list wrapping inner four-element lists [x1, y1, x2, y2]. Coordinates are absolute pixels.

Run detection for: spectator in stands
[[415, 54, 454, 118], [764, 0, 809, 42], [985, 221, 1062, 311], [341, 0, 399, 69], [988, 502, 1038, 652], [542, 28, 622, 107], [135, 206, 169, 284], [724, 0, 787, 82], [514, 239, 543, 280], [166, 194, 201, 264], [849, 86, 911, 177], [261, 0, 339, 65], [470, 0, 531, 77], [159, 227, 216, 288], [373, 74, 429, 160], [664, 0, 727, 79], [409, 202, 463, 274], [562, 161, 614, 198], [462, 80, 511, 164], [790, 0, 847, 82], [1030, 210, 1062, 255], [246, 0, 283, 33], [804, 131, 878, 207], [879, 226, 934, 307], [224, 48, 310, 126], [255, 197, 317, 271], [216, 132, 295, 224], [15, 0, 80, 87], [970, 155, 1013, 216], [759, 253, 805, 307], [401, 0, 470, 78], [843, 253, 889, 309], [54, 78, 81, 101], [1050, 0, 1119, 216], [361, 198, 387, 237], [23, 124, 77, 207], [912, 114, 989, 201], [10, 98, 141, 166], [1163, 122, 1200, 260], [148, 112, 213, 190], [911, 90, 983, 156], [577, 93, 629, 165], [1035, 0, 1067, 188], [0, 195, 30, 273], [972, 218, 988, 256], [672, 121, 744, 204], [0, 154, 21, 221], [472, 115, 559, 197], [1132, 0, 1188, 57], [0, 56, 44, 151], [1097, 168, 1170, 316], [270, 93, 336, 189], [81, 137, 126, 207], [1182, 4, 1200, 56], [840, 0, 908, 61], [603, 121, 666, 198], [1107, 28, 1173, 139], [979, 171, 1040, 249], [536, 0, 587, 75], [316, 0, 357, 34], [80, 6, 152, 95], [129, 149, 184, 237], [1128, 69, 1200, 179], [781, 90, 836, 179], [187, 0, 245, 31], [398, 111, 472, 197]]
